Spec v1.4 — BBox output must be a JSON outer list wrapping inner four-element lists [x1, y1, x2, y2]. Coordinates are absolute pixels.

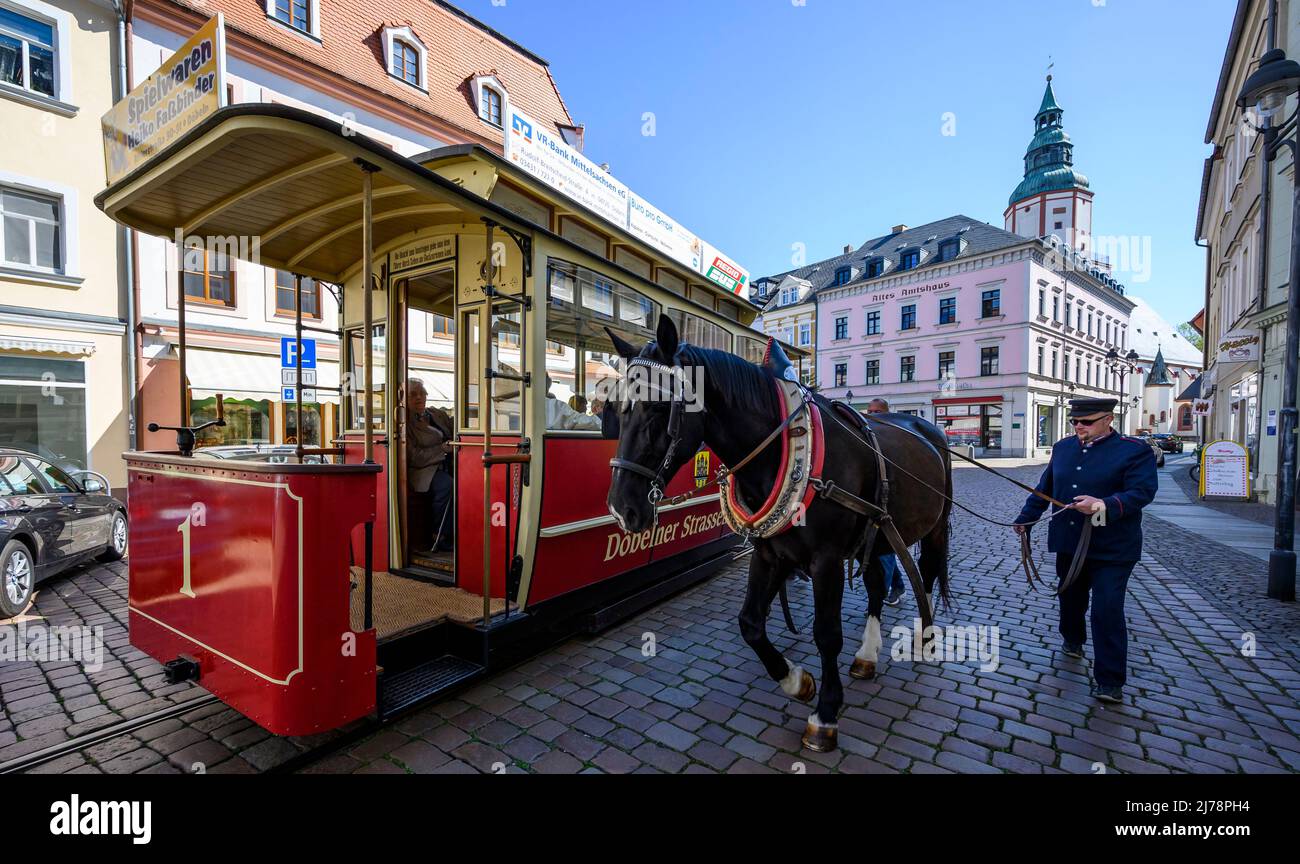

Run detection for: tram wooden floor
[[349, 567, 512, 641]]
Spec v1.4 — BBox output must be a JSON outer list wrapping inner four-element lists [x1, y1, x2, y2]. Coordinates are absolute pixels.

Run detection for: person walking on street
[[1013, 397, 1157, 703], [866, 398, 906, 606]]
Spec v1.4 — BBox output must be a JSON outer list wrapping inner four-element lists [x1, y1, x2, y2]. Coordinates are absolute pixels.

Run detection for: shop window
[[275, 270, 319, 318], [283, 402, 324, 447], [183, 246, 235, 307], [0, 6, 55, 98], [191, 396, 272, 447], [1, 186, 61, 272], [0, 356, 86, 469]]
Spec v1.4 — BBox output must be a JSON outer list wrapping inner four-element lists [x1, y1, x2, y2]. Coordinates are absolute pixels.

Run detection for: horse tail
[[920, 444, 954, 612]]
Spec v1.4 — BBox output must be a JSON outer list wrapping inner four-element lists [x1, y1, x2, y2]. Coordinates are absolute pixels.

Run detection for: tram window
[[460, 310, 522, 433], [666, 309, 732, 354], [346, 327, 386, 432], [736, 336, 765, 365], [545, 259, 659, 433]]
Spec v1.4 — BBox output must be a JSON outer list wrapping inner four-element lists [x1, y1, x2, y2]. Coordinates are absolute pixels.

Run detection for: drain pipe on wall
[[112, 0, 139, 450]]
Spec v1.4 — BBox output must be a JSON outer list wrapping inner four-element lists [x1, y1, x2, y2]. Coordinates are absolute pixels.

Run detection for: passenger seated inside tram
[[406, 378, 455, 554], [590, 378, 621, 439], [545, 375, 600, 431]]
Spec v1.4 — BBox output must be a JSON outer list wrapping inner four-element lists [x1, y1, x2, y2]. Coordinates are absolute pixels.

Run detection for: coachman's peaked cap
[[1067, 397, 1118, 417]]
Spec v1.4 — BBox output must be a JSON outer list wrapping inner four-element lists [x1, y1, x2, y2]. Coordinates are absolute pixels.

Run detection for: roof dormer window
[[471, 74, 509, 128], [937, 237, 961, 262], [899, 248, 920, 271], [266, 0, 319, 39], [382, 27, 426, 90], [865, 258, 885, 278], [833, 266, 852, 286]]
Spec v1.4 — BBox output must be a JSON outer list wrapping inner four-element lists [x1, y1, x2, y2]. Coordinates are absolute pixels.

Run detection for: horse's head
[[605, 314, 707, 534]]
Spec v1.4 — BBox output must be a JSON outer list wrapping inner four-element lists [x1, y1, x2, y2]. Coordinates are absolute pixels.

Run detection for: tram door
[[394, 268, 458, 582]]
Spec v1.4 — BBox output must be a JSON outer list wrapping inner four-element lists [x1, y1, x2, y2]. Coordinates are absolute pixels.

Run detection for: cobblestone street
[[4, 454, 1298, 774]]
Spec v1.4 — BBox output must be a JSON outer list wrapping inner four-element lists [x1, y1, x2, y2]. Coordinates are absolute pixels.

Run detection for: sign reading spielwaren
[[102, 15, 227, 186]]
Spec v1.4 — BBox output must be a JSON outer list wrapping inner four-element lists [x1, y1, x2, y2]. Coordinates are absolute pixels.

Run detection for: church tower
[[1004, 76, 1094, 256]]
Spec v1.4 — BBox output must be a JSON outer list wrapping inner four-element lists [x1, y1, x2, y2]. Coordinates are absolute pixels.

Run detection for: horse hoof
[[794, 670, 816, 703], [801, 720, 838, 753], [849, 658, 876, 680]]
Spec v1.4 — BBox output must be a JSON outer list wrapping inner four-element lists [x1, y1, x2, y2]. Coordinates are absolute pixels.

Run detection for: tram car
[[96, 104, 807, 736]]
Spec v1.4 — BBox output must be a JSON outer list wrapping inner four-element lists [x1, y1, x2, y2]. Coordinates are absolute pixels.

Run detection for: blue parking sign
[[281, 337, 316, 368]]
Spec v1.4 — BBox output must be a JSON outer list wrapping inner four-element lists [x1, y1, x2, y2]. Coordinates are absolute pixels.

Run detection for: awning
[[95, 105, 526, 285], [0, 335, 95, 356], [184, 347, 340, 404], [1176, 375, 1202, 402]]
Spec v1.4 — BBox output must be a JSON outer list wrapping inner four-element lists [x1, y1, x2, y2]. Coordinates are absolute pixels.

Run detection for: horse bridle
[[608, 355, 691, 507]]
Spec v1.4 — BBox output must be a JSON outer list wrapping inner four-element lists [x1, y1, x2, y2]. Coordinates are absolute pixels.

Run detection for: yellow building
[[0, 0, 129, 491], [751, 274, 816, 387]]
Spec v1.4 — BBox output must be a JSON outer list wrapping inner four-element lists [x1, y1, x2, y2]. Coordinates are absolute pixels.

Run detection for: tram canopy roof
[[95, 105, 541, 286]]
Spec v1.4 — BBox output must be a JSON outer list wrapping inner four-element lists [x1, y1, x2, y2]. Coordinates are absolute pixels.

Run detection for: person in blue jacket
[[1013, 397, 1158, 703]]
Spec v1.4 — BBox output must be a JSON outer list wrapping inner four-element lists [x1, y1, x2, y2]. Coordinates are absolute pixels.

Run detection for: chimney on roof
[[843, 244, 852, 254], [891, 224, 908, 234]]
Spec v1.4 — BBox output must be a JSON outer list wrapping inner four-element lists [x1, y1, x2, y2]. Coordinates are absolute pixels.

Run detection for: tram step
[[379, 655, 484, 718]]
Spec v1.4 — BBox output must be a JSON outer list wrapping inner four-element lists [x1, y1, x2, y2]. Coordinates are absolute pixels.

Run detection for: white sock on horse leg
[[779, 659, 806, 696], [855, 615, 882, 663], [806, 710, 836, 731]]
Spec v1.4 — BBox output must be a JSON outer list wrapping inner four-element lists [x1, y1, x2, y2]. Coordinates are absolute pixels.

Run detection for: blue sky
[[459, 0, 1237, 326]]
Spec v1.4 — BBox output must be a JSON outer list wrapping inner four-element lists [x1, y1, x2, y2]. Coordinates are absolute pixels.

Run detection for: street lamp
[[1239, 48, 1300, 602], [1106, 347, 1141, 433], [1056, 381, 1077, 441]]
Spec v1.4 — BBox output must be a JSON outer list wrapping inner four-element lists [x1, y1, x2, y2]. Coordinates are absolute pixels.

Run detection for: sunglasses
[[1069, 415, 1108, 427]]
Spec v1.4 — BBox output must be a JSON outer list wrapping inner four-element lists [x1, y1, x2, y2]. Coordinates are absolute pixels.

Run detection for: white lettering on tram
[[602, 510, 726, 561]]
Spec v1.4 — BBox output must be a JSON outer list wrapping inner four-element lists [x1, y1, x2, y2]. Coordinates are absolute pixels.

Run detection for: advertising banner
[[102, 15, 226, 186]]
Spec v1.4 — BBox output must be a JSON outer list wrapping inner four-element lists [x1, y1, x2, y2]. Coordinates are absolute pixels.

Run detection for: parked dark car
[[1152, 433, 1185, 454], [0, 449, 127, 619]]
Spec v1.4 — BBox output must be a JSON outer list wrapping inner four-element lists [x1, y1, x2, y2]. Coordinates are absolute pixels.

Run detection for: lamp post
[[1106, 347, 1141, 434], [1057, 381, 1077, 441], [1238, 48, 1300, 602]]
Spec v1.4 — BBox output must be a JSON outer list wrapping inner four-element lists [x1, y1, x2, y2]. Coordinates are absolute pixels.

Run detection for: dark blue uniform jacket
[[1015, 433, 1158, 563]]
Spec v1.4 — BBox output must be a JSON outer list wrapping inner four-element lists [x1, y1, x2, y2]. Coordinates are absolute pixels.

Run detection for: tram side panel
[[125, 456, 379, 737], [529, 438, 731, 605], [455, 436, 521, 599]]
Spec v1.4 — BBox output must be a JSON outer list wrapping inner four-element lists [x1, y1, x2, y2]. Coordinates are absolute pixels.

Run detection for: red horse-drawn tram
[[96, 104, 806, 736]]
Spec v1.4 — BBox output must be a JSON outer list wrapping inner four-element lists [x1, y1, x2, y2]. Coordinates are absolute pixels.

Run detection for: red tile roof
[[145, 0, 573, 147]]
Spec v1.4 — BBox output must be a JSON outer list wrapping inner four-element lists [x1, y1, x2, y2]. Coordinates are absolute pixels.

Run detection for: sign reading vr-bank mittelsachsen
[[504, 105, 749, 298], [101, 14, 227, 186]]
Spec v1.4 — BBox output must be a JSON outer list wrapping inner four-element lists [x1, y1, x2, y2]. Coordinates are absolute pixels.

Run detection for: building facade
[[0, 0, 130, 489], [751, 273, 816, 386], [756, 78, 1135, 458], [1198, 0, 1296, 504], [1126, 296, 1203, 435]]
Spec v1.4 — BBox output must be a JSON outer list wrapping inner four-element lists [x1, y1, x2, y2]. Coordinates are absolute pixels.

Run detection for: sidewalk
[[1146, 458, 1278, 563]]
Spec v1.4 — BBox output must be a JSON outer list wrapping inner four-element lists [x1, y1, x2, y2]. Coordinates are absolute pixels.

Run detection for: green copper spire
[[1009, 75, 1090, 206]]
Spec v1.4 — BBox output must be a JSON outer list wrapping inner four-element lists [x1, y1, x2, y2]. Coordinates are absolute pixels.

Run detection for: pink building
[[811, 217, 1134, 457], [759, 77, 1136, 457]]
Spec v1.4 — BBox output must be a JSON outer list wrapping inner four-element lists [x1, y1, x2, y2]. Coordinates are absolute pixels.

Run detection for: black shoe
[[884, 586, 905, 606], [1092, 684, 1123, 704], [1061, 641, 1084, 659]]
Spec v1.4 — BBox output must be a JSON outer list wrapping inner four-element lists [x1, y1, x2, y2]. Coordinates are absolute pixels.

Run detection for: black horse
[[606, 315, 952, 752]]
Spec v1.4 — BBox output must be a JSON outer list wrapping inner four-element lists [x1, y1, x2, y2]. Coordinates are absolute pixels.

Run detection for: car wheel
[[99, 511, 128, 562], [1, 539, 36, 619], [1157, 453, 1165, 467]]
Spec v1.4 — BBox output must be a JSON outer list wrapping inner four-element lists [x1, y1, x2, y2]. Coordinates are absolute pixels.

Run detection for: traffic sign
[[283, 387, 318, 402], [281, 368, 317, 386], [281, 337, 316, 369]]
